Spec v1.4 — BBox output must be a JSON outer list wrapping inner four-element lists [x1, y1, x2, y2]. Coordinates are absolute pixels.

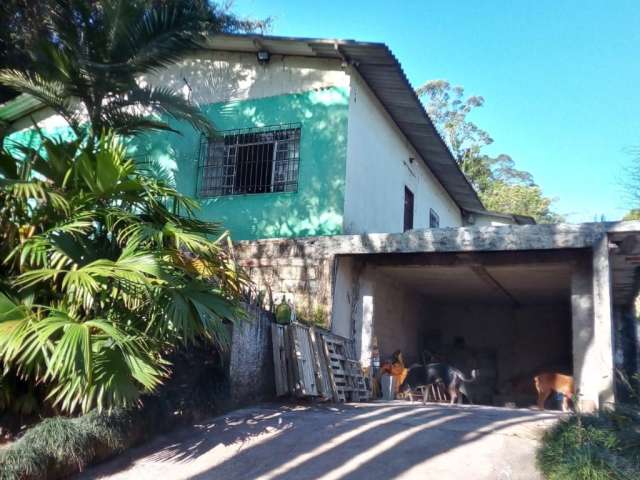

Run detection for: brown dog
[[534, 373, 574, 411]]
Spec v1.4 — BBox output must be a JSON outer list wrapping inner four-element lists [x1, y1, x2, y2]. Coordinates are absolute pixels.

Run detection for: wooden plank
[[288, 324, 319, 397], [270, 324, 289, 396], [320, 332, 342, 402], [309, 327, 333, 399], [287, 324, 304, 396]]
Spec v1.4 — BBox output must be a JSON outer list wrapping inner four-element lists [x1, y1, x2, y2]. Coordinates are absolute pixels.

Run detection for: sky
[[233, 0, 640, 222]]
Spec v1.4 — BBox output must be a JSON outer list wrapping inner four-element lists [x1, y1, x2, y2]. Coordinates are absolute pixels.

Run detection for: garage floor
[[79, 402, 563, 480]]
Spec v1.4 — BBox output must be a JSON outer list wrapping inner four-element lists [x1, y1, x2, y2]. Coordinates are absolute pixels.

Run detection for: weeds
[[537, 407, 640, 479]]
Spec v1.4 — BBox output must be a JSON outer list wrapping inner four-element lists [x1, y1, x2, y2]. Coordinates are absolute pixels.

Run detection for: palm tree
[[0, 0, 222, 136], [0, 131, 249, 413]]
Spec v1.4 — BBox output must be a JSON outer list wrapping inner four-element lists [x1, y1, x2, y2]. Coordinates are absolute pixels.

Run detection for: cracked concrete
[[78, 402, 563, 480]]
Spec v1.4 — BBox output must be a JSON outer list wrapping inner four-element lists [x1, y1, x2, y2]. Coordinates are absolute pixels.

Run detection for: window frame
[[429, 208, 440, 228], [404, 186, 414, 232], [197, 123, 302, 198]]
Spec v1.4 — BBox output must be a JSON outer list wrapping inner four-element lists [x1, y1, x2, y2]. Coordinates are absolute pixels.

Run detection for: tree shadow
[[79, 402, 562, 480]]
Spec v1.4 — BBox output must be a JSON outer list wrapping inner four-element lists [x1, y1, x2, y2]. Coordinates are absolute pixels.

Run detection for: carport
[[329, 222, 640, 411]]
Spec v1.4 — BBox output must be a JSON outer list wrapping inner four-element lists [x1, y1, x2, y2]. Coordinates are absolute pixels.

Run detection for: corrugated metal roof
[[0, 94, 42, 123], [0, 33, 484, 211]]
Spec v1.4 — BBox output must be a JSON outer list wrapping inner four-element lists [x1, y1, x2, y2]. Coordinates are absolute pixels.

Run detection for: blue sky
[[234, 0, 640, 222]]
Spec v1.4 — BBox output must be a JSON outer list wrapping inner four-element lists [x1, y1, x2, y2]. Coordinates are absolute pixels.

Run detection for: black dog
[[399, 363, 479, 404]]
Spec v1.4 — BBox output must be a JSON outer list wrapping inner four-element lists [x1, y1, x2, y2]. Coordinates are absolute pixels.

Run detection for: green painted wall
[[4, 123, 77, 154], [4, 87, 350, 241], [130, 87, 350, 240]]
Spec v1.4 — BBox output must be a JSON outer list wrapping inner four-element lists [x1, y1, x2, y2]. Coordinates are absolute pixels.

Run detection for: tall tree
[[416, 79, 493, 165], [417, 80, 562, 223]]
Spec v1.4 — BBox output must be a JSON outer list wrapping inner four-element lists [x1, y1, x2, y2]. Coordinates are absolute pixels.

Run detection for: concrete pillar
[[354, 269, 375, 368], [330, 258, 374, 367], [571, 236, 615, 412], [592, 235, 615, 406], [571, 263, 596, 411]]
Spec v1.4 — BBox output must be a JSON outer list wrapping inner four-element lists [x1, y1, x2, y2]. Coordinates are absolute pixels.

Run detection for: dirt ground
[[78, 401, 563, 480]]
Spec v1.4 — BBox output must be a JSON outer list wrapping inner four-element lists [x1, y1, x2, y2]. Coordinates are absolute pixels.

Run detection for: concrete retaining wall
[[229, 305, 275, 403]]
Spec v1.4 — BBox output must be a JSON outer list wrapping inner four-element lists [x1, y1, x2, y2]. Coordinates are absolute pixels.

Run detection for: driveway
[[79, 402, 562, 480]]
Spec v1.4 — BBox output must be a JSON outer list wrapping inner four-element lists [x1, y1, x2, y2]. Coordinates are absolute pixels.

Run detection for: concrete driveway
[[79, 402, 562, 480]]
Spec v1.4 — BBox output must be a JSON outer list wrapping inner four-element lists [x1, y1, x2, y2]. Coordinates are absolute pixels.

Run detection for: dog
[[534, 373, 575, 411], [399, 363, 479, 405]]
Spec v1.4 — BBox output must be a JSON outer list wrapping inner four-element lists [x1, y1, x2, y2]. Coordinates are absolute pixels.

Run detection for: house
[[0, 34, 530, 241], [1, 34, 639, 411]]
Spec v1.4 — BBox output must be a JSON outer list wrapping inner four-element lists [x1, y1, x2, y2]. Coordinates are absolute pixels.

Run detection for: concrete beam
[[236, 222, 640, 260], [469, 265, 521, 307], [363, 249, 587, 268]]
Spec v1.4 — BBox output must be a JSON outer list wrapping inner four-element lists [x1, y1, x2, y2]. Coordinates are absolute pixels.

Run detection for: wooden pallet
[[270, 323, 371, 402], [321, 334, 370, 402]]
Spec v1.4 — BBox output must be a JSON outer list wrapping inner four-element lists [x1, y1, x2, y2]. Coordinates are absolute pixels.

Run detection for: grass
[[0, 408, 138, 480], [537, 406, 640, 480]]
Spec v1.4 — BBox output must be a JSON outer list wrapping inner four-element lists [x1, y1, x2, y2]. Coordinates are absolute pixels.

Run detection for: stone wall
[[234, 239, 336, 326]]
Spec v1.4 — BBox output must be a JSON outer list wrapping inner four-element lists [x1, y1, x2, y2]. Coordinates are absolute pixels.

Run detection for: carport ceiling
[[376, 263, 573, 305]]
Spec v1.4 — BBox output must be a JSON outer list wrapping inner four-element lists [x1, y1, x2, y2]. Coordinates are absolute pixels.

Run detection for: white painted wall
[[8, 51, 348, 136], [471, 212, 518, 227], [144, 51, 349, 106], [343, 71, 463, 234]]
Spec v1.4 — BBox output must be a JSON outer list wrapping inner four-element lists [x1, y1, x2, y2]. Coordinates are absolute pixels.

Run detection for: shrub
[[0, 408, 147, 480], [0, 343, 229, 479], [537, 408, 640, 480]]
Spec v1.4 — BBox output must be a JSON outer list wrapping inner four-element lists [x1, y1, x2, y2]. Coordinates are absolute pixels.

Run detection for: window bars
[[197, 123, 301, 197]]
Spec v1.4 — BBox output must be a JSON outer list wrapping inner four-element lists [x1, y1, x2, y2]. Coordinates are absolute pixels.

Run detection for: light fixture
[[257, 49, 270, 65]]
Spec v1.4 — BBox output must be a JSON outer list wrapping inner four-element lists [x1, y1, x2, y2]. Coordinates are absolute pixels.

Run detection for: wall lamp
[[257, 49, 271, 65]]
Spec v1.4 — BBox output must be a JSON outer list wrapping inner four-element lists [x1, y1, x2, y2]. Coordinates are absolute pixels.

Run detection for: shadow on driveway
[[79, 402, 563, 480]]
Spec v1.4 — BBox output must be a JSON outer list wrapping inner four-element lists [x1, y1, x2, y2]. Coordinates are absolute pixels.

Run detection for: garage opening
[[352, 250, 587, 409]]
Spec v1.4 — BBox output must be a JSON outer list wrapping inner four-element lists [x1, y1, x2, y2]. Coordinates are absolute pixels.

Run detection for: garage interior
[[358, 249, 590, 408]]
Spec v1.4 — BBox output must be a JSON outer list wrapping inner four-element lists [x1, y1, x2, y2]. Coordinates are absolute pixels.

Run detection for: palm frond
[[108, 85, 214, 135], [0, 69, 80, 132]]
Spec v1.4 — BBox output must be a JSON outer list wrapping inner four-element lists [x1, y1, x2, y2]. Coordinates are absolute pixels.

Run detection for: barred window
[[197, 124, 301, 197]]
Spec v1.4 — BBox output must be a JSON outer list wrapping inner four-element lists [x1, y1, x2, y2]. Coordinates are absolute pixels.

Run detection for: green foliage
[[623, 209, 640, 221], [537, 409, 640, 480], [417, 80, 561, 223], [0, 132, 249, 414], [296, 306, 329, 328], [0, 408, 137, 480], [416, 79, 493, 164], [0, 0, 268, 136], [480, 175, 563, 224], [0, 344, 228, 480]]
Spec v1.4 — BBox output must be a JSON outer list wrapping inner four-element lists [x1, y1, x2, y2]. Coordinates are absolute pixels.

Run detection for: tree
[[624, 210, 640, 221], [0, 0, 264, 414], [621, 148, 640, 220], [417, 80, 562, 223], [0, 0, 268, 136], [0, 131, 248, 413], [416, 80, 493, 165]]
